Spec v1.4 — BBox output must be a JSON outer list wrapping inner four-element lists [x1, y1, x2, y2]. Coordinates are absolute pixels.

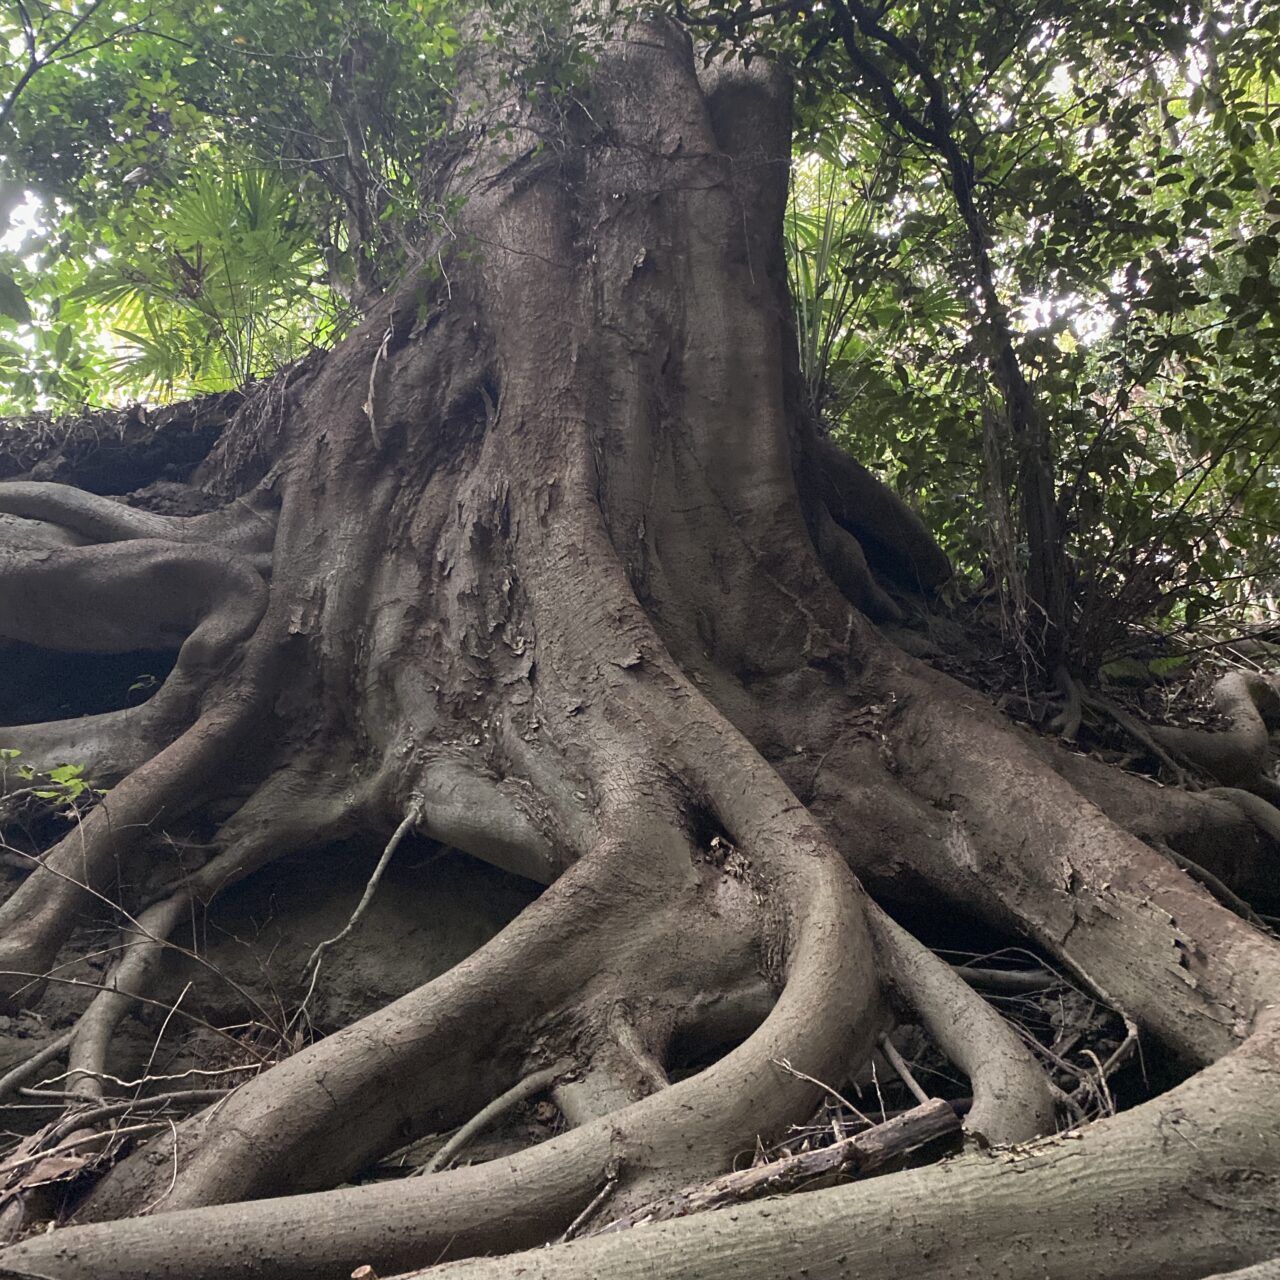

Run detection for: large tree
[[1, 9, 1279, 1280]]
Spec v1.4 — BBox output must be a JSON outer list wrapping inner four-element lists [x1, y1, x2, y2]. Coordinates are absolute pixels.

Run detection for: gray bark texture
[[0, 17, 1278, 1280]]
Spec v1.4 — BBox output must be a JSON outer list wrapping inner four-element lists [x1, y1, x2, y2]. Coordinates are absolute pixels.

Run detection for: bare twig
[[558, 1162, 621, 1242], [952, 965, 1059, 994], [771, 1056, 874, 1126], [878, 1034, 931, 1106], [420, 1061, 569, 1176], [0, 1121, 163, 1183], [304, 796, 423, 980]]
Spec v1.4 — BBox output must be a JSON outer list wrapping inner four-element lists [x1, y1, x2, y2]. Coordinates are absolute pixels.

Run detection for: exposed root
[[0, 482, 276, 558], [0, 1032, 74, 1105], [884, 656, 1280, 1064], [953, 964, 1056, 994], [867, 905, 1056, 1144], [812, 503, 902, 622], [1050, 665, 1082, 742], [592, 1096, 960, 1233], [552, 1016, 668, 1128], [1076, 685, 1189, 784], [0, 537, 268, 798], [408, 1019, 1280, 1280], [875, 1032, 930, 1103], [0, 534, 280, 1014], [0, 708, 170, 797], [411, 765, 563, 884], [1149, 670, 1277, 787], [2, 788, 882, 1279], [1210, 785, 1280, 849], [1050, 748, 1277, 902], [0, 540, 265, 666], [806, 434, 952, 593], [1161, 843, 1270, 931], [0, 483, 197, 544]]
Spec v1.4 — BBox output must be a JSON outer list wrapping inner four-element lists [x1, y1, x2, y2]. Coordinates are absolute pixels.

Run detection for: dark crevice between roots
[[876, 898, 1167, 1119], [0, 642, 179, 726], [0, 836, 550, 1234]]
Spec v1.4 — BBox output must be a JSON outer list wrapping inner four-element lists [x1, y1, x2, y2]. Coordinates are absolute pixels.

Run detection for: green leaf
[[0, 272, 31, 325]]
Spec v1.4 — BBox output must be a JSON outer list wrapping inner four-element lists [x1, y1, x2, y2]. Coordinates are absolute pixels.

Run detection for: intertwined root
[[3, 449, 1279, 1280], [418, 1020, 1280, 1280], [2, 17, 1279, 1272], [3, 793, 887, 1280], [0, 484, 278, 1014]]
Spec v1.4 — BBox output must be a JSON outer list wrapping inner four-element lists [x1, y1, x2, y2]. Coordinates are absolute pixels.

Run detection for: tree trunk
[[0, 18, 1277, 1280]]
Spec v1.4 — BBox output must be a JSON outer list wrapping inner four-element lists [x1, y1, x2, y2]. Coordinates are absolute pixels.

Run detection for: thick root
[[0, 707, 168, 795], [1149, 670, 1278, 787], [0, 482, 276, 558], [806, 433, 951, 593], [881, 656, 1280, 1064], [2, 800, 882, 1279], [0, 540, 265, 661], [811, 504, 903, 622]]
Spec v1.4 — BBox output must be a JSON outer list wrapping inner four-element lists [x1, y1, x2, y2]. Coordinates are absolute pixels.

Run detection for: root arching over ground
[[1, 18, 1279, 1280]]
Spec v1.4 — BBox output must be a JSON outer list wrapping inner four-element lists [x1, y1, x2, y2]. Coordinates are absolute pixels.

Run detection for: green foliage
[[0, 0, 465, 410], [69, 165, 340, 396], [764, 0, 1280, 665], [0, 748, 102, 809]]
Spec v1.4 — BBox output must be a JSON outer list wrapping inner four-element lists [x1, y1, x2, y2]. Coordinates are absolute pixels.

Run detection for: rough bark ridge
[[1, 20, 1279, 1280]]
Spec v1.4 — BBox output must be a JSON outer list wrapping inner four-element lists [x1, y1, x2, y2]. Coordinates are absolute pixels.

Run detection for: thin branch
[[304, 796, 423, 977], [0, 1031, 73, 1104], [878, 1034, 931, 1105], [558, 1162, 621, 1242], [421, 1061, 570, 1175]]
